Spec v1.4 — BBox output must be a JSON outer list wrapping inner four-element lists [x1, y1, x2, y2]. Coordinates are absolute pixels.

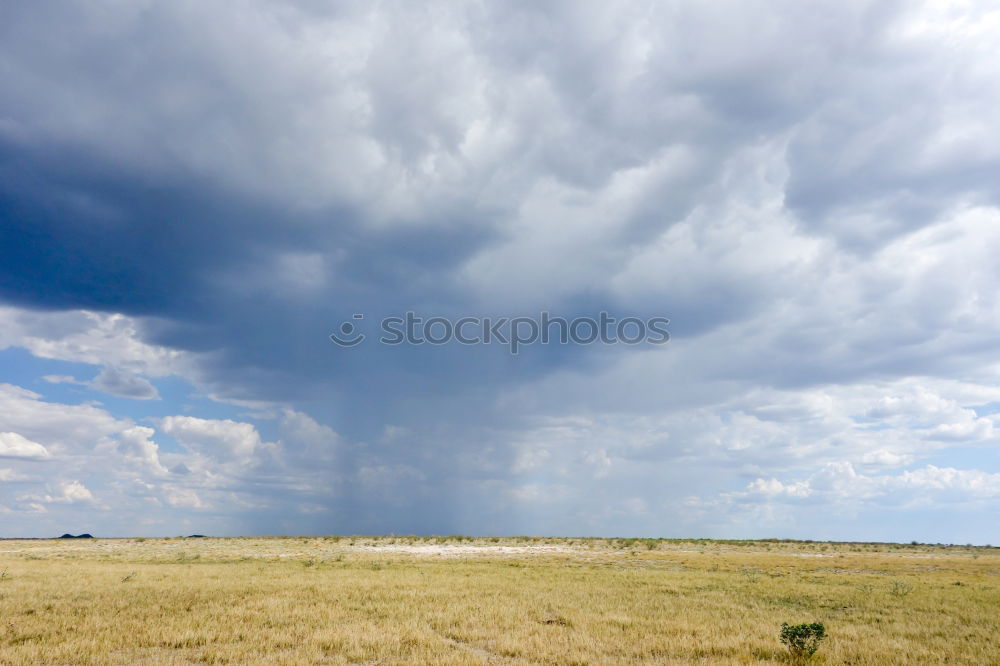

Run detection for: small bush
[[855, 583, 874, 597], [780, 622, 826, 658]]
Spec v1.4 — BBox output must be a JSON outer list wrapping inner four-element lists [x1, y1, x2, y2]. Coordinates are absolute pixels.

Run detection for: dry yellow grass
[[1, 537, 998, 664]]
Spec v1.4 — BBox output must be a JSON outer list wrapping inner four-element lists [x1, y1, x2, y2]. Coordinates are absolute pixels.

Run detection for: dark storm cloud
[[2, 0, 999, 538]]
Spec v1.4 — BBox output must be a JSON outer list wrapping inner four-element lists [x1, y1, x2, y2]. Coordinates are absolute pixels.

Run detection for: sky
[[1, 1, 999, 542]]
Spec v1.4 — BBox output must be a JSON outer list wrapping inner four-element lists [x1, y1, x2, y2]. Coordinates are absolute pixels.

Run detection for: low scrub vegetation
[[780, 622, 826, 658]]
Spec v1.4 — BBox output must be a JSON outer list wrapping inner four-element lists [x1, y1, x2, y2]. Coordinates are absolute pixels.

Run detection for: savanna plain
[[0, 536, 997, 665]]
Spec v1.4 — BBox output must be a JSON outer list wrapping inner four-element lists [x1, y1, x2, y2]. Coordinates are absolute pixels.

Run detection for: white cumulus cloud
[[0, 431, 51, 460]]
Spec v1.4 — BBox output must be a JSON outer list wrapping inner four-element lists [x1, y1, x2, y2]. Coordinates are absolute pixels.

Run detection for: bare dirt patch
[[353, 543, 577, 557]]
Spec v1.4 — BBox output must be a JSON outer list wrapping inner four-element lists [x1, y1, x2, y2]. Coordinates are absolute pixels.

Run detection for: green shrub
[[780, 622, 826, 658]]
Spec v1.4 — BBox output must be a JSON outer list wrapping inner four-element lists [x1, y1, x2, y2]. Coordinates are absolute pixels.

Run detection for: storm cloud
[[1, 0, 999, 541]]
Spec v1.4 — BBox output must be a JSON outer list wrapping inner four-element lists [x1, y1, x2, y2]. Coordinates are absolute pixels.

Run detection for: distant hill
[[58, 533, 93, 539]]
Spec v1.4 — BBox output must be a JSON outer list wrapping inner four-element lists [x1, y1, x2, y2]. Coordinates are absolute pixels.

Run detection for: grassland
[[0, 536, 997, 664]]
